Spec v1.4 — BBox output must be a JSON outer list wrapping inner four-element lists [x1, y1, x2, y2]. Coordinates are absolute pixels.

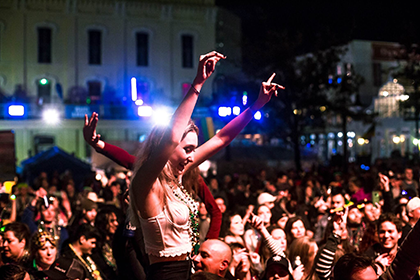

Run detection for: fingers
[[266, 73, 276, 83], [272, 82, 285, 90], [200, 51, 226, 61], [84, 114, 88, 126]]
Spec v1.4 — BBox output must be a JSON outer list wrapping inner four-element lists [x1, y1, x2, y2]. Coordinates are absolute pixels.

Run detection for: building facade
[[0, 0, 241, 167]]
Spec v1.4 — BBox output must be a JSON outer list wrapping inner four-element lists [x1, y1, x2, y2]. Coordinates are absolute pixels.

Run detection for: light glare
[[43, 109, 60, 124], [8, 105, 25, 116]]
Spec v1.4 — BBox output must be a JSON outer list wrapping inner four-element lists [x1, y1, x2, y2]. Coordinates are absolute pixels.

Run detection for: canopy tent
[[20, 146, 92, 189]]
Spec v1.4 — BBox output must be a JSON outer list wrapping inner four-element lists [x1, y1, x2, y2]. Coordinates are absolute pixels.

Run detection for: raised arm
[[187, 73, 284, 171], [83, 113, 136, 170], [131, 51, 225, 217]]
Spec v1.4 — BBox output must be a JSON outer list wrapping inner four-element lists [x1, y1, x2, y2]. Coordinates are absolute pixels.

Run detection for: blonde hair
[[129, 120, 199, 226]]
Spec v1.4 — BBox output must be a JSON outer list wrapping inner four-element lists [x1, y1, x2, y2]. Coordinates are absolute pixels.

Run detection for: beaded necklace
[[69, 244, 102, 280], [171, 182, 200, 253]]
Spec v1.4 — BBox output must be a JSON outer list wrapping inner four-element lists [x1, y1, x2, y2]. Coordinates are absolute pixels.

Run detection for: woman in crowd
[[0, 222, 31, 266], [223, 209, 247, 246], [28, 232, 57, 280], [84, 116, 222, 240], [128, 50, 283, 279], [288, 237, 318, 280], [91, 207, 120, 280], [284, 216, 307, 246]]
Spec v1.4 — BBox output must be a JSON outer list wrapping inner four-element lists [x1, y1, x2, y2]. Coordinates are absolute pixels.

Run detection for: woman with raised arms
[[129, 51, 284, 280]]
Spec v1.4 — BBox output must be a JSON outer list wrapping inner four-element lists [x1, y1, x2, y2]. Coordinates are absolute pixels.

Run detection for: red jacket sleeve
[[197, 176, 222, 239], [98, 142, 136, 170]]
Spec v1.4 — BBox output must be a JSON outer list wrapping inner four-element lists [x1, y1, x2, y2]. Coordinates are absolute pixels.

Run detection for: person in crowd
[[60, 223, 103, 280], [260, 254, 295, 280], [215, 196, 229, 238], [244, 204, 273, 253], [223, 210, 247, 246], [0, 192, 17, 225], [349, 176, 371, 203], [257, 193, 277, 210], [0, 264, 31, 280], [364, 213, 402, 270], [14, 183, 33, 220], [192, 239, 232, 278], [314, 190, 345, 244], [312, 208, 348, 280], [198, 202, 211, 244], [208, 178, 228, 206], [401, 196, 420, 242], [21, 188, 68, 249], [284, 216, 307, 246], [225, 243, 259, 280], [128, 51, 283, 279], [247, 212, 288, 273], [83, 115, 222, 241], [27, 232, 58, 280], [91, 207, 119, 280], [107, 182, 121, 209], [41, 257, 88, 280], [334, 209, 420, 280], [346, 205, 366, 251], [288, 237, 318, 280], [401, 167, 418, 198], [0, 222, 31, 266], [64, 182, 81, 213], [67, 197, 98, 236]]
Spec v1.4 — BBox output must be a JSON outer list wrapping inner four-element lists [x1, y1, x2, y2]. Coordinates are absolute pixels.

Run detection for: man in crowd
[[61, 224, 103, 280], [314, 191, 346, 243], [364, 213, 402, 269], [401, 197, 420, 242], [193, 239, 232, 278], [401, 167, 419, 198]]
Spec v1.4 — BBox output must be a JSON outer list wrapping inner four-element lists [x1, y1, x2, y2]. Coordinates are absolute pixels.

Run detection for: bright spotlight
[[138, 105, 153, 117], [232, 106, 241, 116], [8, 105, 25, 116], [253, 111, 262, 120], [218, 107, 232, 117], [43, 109, 60, 124], [153, 108, 172, 126], [131, 77, 137, 101]]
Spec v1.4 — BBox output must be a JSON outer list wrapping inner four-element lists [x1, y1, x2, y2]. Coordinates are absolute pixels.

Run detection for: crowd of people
[[2, 52, 420, 280]]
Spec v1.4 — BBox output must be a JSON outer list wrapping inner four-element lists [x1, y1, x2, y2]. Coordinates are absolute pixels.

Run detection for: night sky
[[216, 1, 420, 53]]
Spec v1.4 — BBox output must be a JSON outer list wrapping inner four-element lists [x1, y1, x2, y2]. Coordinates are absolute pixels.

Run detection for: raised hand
[[193, 51, 226, 86], [83, 112, 104, 150], [253, 73, 285, 110], [292, 264, 305, 280], [333, 207, 348, 236], [379, 173, 390, 192], [248, 212, 265, 233]]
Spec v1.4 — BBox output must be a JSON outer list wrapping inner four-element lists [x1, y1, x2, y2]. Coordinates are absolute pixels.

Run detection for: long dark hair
[[95, 207, 119, 244]]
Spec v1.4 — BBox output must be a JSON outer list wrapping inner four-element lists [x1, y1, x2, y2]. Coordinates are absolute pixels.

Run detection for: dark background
[[216, 1, 420, 53]]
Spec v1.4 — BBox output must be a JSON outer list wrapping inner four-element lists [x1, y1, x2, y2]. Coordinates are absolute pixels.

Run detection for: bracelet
[[191, 84, 200, 95]]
